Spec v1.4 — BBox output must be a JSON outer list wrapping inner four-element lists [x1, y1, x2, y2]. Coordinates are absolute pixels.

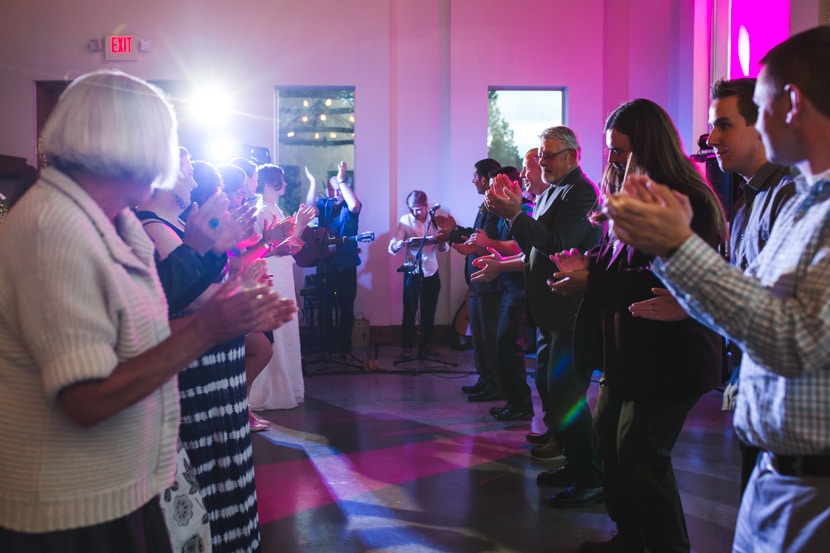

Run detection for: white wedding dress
[[248, 202, 305, 410]]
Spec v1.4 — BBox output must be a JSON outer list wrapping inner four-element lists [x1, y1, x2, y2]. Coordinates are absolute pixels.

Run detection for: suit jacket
[[510, 166, 602, 331], [579, 188, 724, 400]]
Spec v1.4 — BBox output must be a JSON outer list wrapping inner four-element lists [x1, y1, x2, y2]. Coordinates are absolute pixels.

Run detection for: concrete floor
[[251, 345, 740, 553]]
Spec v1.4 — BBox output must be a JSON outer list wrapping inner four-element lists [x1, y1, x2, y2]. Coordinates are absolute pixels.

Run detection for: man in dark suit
[[447, 158, 505, 401], [486, 126, 604, 507]]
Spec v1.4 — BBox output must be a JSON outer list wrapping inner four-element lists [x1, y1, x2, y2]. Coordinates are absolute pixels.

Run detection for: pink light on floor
[[729, 0, 790, 78], [255, 432, 525, 523]]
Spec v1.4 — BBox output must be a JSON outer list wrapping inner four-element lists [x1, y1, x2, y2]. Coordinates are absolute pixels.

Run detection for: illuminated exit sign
[[105, 35, 138, 61]]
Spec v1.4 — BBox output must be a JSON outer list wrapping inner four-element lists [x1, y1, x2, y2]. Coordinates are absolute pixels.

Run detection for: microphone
[[429, 203, 440, 215]]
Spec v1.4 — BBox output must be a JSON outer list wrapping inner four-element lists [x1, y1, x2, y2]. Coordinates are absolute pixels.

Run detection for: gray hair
[[539, 126, 581, 158], [42, 70, 179, 190]]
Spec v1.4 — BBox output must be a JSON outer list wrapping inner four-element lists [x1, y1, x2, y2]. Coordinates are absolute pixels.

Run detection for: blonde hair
[[42, 70, 179, 189]]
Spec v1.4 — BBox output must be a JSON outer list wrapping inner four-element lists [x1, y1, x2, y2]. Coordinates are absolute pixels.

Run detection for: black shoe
[[526, 430, 553, 445], [494, 404, 534, 421], [550, 484, 604, 508], [467, 388, 505, 402], [461, 380, 486, 394], [536, 465, 574, 486], [490, 403, 510, 416]]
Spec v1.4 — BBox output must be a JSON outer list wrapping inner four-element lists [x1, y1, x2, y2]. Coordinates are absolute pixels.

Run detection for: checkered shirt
[[654, 175, 830, 454]]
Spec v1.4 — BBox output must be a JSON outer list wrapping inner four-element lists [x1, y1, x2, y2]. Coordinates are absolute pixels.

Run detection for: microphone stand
[[394, 209, 458, 375]]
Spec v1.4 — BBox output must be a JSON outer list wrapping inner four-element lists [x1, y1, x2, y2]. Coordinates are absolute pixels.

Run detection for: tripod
[[394, 210, 457, 375]]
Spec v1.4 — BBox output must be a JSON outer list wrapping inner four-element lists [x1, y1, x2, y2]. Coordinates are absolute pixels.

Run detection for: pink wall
[[1, 0, 784, 326], [729, 0, 791, 78]]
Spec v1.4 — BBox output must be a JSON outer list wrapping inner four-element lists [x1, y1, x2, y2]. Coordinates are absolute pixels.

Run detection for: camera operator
[[389, 191, 448, 360]]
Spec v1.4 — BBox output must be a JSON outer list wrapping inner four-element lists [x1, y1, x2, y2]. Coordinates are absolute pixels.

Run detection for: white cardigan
[[0, 168, 179, 532]]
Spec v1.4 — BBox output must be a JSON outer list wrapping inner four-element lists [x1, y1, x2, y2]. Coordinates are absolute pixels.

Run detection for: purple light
[[729, 0, 790, 78]]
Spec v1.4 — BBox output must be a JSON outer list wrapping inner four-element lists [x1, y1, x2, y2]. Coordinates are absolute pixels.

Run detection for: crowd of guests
[[426, 27, 830, 553], [0, 69, 360, 553], [2, 25, 830, 553]]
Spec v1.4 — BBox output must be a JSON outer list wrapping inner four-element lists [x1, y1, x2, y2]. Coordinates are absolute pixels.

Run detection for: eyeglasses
[[539, 148, 573, 162], [605, 147, 628, 158]]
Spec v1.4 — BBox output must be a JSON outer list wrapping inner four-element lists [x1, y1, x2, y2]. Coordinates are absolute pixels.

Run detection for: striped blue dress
[[177, 337, 260, 553]]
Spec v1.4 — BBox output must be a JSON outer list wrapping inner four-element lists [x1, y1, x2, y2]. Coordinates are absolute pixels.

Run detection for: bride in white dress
[[249, 164, 315, 410]]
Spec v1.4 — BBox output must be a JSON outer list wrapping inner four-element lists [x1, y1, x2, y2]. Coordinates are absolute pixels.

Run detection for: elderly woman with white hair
[[0, 70, 293, 553]]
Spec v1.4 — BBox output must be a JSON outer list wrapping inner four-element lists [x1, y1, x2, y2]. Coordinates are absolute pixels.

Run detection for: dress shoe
[[461, 379, 486, 394], [249, 412, 270, 433], [494, 404, 534, 421], [467, 388, 505, 402], [550, 484, 604, 508], [526, 429, 553, 445], [536, 465, 574, 486], [530, 439, 565, 461], [579, 534, 645, 553], [490, 403, 510, 416], [400, 347, 415, 360]]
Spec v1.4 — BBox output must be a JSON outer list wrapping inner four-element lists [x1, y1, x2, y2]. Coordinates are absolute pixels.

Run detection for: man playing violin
[[389, 190, 448, 359]]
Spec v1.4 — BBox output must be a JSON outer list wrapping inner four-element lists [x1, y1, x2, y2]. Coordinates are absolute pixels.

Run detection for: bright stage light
[[188, 85, 232, 127], [206, 138, 238, 164]]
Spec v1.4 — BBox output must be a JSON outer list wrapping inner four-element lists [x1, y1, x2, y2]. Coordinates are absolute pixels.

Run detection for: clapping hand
[[470, 247, 503, 282], [262, 215, 295, 245], [182, 193, 231, 255], [227, 203, 258, 248], [433, 213, 457, 243], [272, 236, 304, 256], [451, 237, 475, 256], [628, 288, 689, 321], [550, 248, 589, 272], [547, 249, 590, 295], [485, 174, 523, 219], [293, 203, 316, 235], [467, 228, 492, 249], [603, 175, 694, 257], [196, 279, 296, 341]]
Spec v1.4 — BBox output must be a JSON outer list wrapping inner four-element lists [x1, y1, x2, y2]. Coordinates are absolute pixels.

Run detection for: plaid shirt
[[654, 173, 830, 455]]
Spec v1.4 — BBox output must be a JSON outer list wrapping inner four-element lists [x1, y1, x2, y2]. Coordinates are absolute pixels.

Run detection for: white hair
[[539, 126, 582, 158], [42, 70, 179, 189]]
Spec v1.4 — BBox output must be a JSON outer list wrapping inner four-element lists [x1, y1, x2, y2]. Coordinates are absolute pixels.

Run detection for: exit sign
[[105, 35, 138, 61]]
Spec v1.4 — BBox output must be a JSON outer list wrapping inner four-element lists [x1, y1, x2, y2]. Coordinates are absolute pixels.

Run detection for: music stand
[[394, 209, 458, 375]]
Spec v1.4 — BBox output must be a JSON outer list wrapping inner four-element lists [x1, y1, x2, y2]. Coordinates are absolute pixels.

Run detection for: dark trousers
[[318, 267, 357, 354], [534, 327, 551, 415], [542, 328, 601, 488], [401, 271, 441, 348], [498, 286, 530, 407], [0, 498, 172, 553], [594, 378, 699, 553], [469, 290, 502, 391]]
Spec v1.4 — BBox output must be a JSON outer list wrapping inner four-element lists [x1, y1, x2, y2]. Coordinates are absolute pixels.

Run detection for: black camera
[[397, 261, 417, 273], [691, 133, 715, 162]]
